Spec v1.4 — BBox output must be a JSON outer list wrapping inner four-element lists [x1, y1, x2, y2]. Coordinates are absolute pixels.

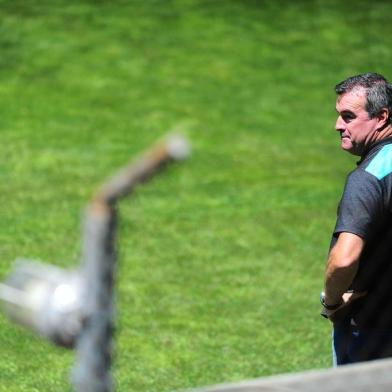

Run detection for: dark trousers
[[333, 323, 392, 366]]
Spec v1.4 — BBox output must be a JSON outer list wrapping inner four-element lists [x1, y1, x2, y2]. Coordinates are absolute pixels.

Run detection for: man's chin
[[341, 139, 352, 150], [341, 143, 361, 156]]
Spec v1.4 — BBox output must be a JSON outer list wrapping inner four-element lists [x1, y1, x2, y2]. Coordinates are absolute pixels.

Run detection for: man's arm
[[323, 232, 364, 306]]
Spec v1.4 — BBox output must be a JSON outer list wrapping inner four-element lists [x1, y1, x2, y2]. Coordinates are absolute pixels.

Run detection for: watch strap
[[320, 292, 343, 310]]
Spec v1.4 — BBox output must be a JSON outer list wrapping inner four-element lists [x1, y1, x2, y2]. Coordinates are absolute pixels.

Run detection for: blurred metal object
[[72, 134, 190, 392], [0, 260, 83, 348], [0, 133, 190, 392], [94, 133, 190, 204]]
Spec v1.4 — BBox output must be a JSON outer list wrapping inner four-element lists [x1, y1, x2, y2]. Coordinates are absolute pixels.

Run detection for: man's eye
[[342, 114, 355, 123]]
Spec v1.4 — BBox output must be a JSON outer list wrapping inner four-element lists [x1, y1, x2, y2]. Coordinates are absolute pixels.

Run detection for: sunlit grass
[[1, 1, 392, 391]]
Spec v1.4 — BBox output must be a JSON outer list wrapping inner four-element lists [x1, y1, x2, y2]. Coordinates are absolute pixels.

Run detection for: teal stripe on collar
[[365, 144, 392, 180]]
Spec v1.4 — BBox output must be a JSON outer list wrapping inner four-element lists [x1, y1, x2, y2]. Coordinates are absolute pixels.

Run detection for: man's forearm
[[323, 233, 363, 306], [324, 254, 358, 305]]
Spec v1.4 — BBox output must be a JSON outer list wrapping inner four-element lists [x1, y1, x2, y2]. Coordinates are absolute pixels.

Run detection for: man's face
[[335, 89, 379, 156]]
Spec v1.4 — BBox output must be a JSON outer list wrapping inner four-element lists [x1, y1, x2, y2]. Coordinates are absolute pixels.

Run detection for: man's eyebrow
[[336, 109, 356, 116], [341, 110, 356, 116]]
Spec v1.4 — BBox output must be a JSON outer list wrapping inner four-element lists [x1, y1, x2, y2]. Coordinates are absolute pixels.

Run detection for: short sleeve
[[333, 169, 384, 240]]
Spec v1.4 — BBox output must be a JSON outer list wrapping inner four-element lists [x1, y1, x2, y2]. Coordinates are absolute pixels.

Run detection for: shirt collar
[[357, 137, 392, 165]]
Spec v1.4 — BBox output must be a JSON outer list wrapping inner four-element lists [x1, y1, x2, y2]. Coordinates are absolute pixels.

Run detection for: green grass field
[[1, 1, 392, 391]]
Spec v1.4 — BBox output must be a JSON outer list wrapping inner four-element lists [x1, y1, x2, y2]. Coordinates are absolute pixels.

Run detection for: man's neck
[[356, 125, 392, 159]]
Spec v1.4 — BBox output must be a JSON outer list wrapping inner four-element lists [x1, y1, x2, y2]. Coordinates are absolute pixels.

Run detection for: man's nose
[[335, 116, 345, 131]]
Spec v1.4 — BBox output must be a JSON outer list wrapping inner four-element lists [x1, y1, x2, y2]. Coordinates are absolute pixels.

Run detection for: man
[[321, 73, 392, 365]]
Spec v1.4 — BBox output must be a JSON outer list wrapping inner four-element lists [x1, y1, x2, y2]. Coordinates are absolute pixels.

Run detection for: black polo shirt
[[331, 137, 392, 328]]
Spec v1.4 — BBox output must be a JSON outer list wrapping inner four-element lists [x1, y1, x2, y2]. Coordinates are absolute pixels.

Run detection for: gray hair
[[335, 73, 392, 123]]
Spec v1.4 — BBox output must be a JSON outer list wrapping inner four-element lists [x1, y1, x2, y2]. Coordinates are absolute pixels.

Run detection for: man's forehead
[[336, 89, 367, 111]]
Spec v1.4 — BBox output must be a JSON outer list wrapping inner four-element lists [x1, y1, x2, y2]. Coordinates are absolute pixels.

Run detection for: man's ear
[[376, 108, 390, 130]]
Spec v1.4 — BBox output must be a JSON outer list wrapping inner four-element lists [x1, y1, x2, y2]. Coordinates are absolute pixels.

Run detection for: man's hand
[[321, 290, 367, 321]]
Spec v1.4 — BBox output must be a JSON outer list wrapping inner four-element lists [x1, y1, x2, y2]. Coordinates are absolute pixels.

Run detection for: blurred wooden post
[[190, 357, 392, 392], [72, 135, 190, 392]]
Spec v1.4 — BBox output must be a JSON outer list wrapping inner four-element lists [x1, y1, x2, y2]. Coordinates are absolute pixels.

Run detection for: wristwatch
[[320, 291, 343, 310]]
